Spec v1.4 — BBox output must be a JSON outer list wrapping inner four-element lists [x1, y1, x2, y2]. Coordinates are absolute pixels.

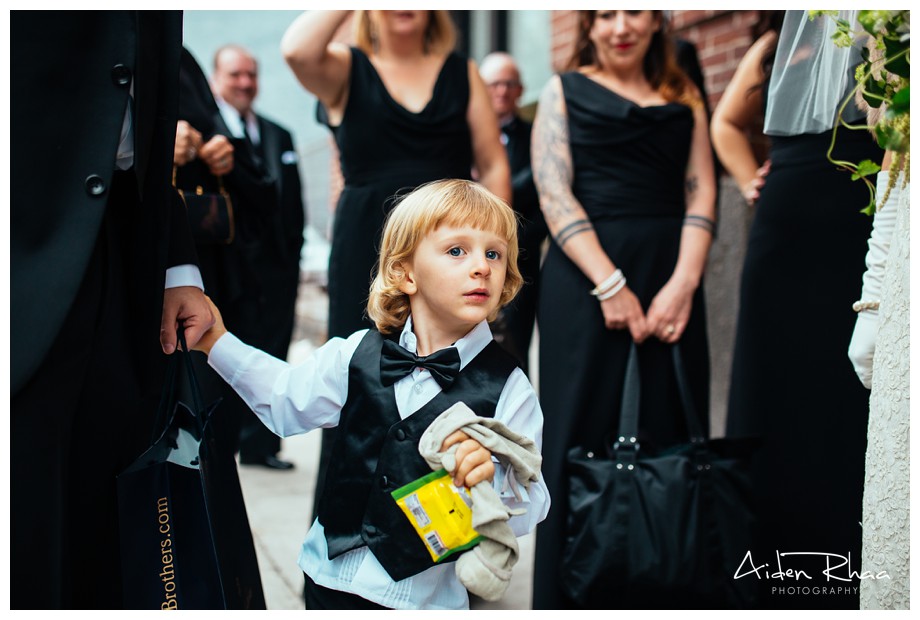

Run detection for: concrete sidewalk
[[236, 281, 536, 610]]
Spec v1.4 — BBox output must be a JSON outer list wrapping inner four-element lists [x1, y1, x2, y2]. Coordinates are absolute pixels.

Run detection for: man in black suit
[[10, 11, 214, 608], [211, 44, 306, 470], [479, 52, 547, 375], [174, 46, 281, 475]]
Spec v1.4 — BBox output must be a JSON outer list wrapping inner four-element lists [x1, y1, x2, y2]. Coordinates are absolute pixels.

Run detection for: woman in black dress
[[716, 11, 879, 610], [531, 10, 716, 609], [281, 9, 510, 528], [282, 10, 510, 339]]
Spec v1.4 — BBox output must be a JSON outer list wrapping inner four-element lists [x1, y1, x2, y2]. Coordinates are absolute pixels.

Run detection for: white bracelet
[[852, 300, 881, 313], [590, 269, 624, 296], [597, 277, 627, 301]]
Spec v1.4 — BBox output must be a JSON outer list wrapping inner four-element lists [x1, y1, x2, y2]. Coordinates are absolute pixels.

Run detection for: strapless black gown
[[533, 72, 711, 609]]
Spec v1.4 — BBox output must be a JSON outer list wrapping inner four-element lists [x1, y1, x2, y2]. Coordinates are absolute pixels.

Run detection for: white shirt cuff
[[207, 332, 247, 384], [165, 264, 204, 291]]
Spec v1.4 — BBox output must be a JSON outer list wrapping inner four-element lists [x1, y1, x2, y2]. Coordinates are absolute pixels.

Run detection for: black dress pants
[[237, 260, 298, 461]]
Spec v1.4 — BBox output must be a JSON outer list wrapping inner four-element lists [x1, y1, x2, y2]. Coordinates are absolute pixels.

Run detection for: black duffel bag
[[562, 343, 758, 608]]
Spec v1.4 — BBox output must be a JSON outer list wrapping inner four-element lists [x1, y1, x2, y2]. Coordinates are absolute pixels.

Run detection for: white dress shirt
[[215, 96, 261, 146], [115, 83, 134, 171], [208, 318, 550, 609]]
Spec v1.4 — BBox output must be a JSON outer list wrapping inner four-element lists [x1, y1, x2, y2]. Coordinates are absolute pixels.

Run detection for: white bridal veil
[[764, 9, 866, 136]]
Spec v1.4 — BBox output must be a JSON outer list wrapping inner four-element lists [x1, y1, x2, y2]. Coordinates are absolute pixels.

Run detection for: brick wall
[[550, 10, 580, 71], [670, 10, 760, 110]]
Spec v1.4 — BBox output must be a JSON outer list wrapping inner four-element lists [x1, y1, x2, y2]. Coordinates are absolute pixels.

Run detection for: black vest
[[316, 330, 518, 581]]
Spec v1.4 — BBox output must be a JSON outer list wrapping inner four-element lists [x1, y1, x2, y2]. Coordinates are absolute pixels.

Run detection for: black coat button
[[395, 429, 407, 441], [379, 475, 389, 488], [111, 64, 132, 86], [365, 525, 378, 536], [85, 175, 106, 196]]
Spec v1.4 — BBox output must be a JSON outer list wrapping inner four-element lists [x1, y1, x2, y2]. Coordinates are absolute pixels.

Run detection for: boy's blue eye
[[448, 247, 463, 257], [485, 250, 500, 260]]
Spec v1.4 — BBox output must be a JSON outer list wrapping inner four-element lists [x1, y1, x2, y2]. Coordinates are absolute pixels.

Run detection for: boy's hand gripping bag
[[116, 330, 266, 610]]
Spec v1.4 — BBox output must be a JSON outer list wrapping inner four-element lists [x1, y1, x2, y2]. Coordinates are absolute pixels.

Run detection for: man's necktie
[[240, 113, 263, 167], [380, 339, 461, 390]]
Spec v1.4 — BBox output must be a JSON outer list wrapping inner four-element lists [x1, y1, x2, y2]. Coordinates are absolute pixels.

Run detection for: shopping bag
[[116, 331, 265, 609], [562, 343, 758, 609]]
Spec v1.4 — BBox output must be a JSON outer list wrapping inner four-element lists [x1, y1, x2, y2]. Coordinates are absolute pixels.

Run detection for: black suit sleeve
[[278, 128, 306, 253], [166, 186, 200, 269]]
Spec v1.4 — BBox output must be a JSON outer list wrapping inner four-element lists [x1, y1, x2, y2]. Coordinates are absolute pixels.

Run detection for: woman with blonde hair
[[531, 10, 716, 608], [282, 10, 511, 521], [282, 10, 510, 341]]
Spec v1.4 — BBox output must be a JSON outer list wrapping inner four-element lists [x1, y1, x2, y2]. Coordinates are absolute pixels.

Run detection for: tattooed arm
[[645, 95, 717, 343], [532, 75, 647, 342]]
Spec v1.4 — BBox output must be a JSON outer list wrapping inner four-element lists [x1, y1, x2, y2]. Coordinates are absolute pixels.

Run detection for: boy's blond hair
[[367, 179, 522, 334]]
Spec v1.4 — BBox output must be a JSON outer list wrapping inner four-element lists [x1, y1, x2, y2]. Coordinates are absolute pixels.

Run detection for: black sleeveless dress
[[313, 47, 473, 524], [725, 127, 878, 609], [533, 72, 711, 609], [317, 47, 473, 339]]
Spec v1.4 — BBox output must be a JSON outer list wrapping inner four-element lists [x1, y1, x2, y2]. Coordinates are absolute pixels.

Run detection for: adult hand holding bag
[[562, 343, 757, 608]]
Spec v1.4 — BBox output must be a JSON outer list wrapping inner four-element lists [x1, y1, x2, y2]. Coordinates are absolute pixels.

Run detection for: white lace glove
[[848, 171, 899, 388]]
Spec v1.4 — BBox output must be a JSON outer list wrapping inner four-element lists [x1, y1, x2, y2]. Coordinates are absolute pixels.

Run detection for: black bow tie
[[380, 339, 461, 390]]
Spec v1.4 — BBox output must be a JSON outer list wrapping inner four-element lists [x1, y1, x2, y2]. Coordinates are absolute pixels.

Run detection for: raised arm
[[531, 75, 647, 342], [467, 60, 511, 203], [646, 95, 717, 343], [280, 10, 353, 115], [710, 31, 776, 205]]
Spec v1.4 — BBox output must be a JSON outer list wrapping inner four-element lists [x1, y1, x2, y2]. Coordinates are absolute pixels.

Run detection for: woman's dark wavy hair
[[566, 10, 700, 109], [753, 11, 786, 94]]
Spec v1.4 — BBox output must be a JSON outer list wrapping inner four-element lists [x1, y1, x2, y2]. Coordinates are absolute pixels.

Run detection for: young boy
[[193, 179, 549, 610]]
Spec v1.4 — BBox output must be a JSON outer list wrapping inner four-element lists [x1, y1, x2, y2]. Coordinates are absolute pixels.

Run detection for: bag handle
[[615, 343, 706, 451], [176, 327, 207, 432], [151, 341, 182, 444], [172, 165, 227, 194], [670, 344, 707, 442], [150, 326, 208, 444]]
